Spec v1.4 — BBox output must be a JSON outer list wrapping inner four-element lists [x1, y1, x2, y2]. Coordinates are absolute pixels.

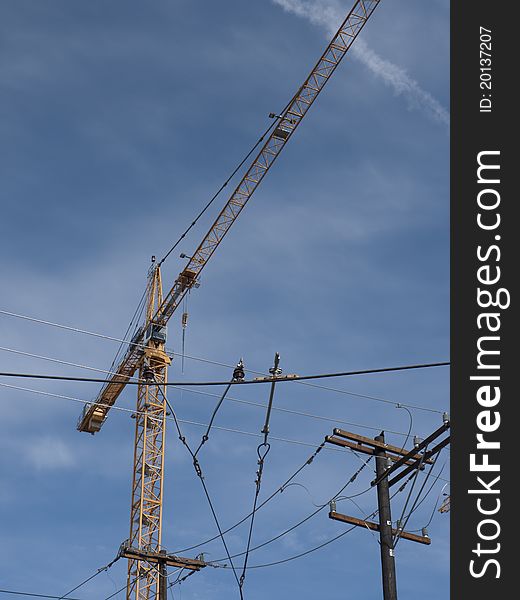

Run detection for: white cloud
[[24, 436, 76, 470], [271, 0, 449, 126]]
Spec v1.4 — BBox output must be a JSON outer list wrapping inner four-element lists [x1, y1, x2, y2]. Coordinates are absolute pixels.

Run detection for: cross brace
[[325, 435, 424, 466], [121, 547, 206, 571], [332, 428, 434, 463], [329, 511, 431, 545]]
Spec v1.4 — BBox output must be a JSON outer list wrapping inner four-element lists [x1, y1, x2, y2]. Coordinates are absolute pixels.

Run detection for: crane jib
[[78, 0, 381, 433]]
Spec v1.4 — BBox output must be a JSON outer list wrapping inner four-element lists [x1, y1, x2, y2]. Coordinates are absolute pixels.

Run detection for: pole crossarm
[[328, 511, 431, 545], [327, 427, 432, 464], [325, 435, 421, 466], [387, 435, 450, 488], [370, 422, 450, 487], [121, 547, 206, 571]]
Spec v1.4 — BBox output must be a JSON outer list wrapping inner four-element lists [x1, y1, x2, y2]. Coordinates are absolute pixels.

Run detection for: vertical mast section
[[127, 263, 171, 600]]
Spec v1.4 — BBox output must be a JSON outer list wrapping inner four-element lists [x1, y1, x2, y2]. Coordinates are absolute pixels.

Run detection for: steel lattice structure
[[76, 2, 382, 598]]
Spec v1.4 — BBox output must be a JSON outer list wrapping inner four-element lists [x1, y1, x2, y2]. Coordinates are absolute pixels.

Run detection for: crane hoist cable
[[157, 115, 282, 267], [180, 295, 189, 374]]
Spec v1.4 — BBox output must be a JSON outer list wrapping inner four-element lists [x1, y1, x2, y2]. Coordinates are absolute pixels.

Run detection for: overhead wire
[[56, 552, 121, 600], [0, 309, 447, 414], [172, 439, 327, 555], [215, 474, 413, 571], [154, 381, 243, 596], [0, 592, 81, 600], [101, 567, 182, 600], [0, 346, 140, 382], [395, 404, 413, 454], [0, 344, 413, 436], [172, 351, 446, 414], [0, 380, 347, 452], [192, 360, 243, 457], [107, 281, 150, 375], [395, 453, 445, 540], [408, 463, 449, 532], [0, 309, 147, 351], [0, 360, 450, 387], [208, 452, 374, 566], [393, 451, 441, 548], [157, 115, 281, 266], [238, 354, 280, 597], [392, 445, 428, 546]]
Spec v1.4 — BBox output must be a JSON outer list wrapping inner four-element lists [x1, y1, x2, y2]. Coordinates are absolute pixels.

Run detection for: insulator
[[442, 411, 450, 425], [422, 527, 429, 538], [182, 312, 188, 328], [413, 435, 422, 448], [385, 457, 392, 470], [396, 519, 403, 531], [329, 500, 337, 513], [233, 359, 245, 381]]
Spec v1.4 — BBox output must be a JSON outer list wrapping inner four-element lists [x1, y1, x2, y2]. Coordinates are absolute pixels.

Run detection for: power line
[[0, 361, 450, 387], [0, 309, 447, 413], [0, 345, 413, 434], [214, 473, 414, 572], [155, 383, 243, 596], [172, 440, 328, 555], [408, 462, 449, 532], [0, 346, 140, 381], [192, 361, 243, 457], [202, 452, 374, 567], [1, 378, 450, 489], [238, 355, 280, 597], [0, 591, 81, 599], [176, 385, 410, 437], [172, 352, 444, 414], [57, 553, 121, 599], [101, 567, 183, 600], [0, 380, 346, 452], [107, 281, 150, 375], [393, 453, 445, 547], [0, 309, 147, 351]]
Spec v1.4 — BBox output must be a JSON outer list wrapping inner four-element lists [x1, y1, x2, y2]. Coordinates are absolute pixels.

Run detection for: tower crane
[[76, 2, 382, 598]]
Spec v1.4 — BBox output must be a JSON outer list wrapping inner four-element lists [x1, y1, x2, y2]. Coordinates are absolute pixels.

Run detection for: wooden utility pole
[[158, 550, 167, 600], [119, 543, 206, 599], [374, 432, 398, 600], [326, 420, 450, 600]]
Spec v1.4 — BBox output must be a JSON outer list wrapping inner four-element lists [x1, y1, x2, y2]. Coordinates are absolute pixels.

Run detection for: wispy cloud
[[271, 0, 449, 126], [24, 436, 76, 470]]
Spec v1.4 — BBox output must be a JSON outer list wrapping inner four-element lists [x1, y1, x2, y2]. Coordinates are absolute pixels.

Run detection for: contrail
[[271, 0, 449, 127]]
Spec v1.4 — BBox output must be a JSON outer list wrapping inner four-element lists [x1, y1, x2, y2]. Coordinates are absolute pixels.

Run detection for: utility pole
[[326, 418, 450, 600], [119, 543, 206, 600], [158, 550, 167, 600], [374, 432, 397, 600]]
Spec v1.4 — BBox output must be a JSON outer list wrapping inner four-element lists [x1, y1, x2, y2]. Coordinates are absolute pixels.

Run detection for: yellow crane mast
[[76, 2, 382, 598]]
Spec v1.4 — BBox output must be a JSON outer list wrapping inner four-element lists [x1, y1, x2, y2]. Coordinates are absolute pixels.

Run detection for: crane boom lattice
[[75, 2, 383, 599]]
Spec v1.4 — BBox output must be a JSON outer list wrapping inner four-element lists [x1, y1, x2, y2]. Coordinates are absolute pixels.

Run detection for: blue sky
[[0, 1, 449, 598]]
